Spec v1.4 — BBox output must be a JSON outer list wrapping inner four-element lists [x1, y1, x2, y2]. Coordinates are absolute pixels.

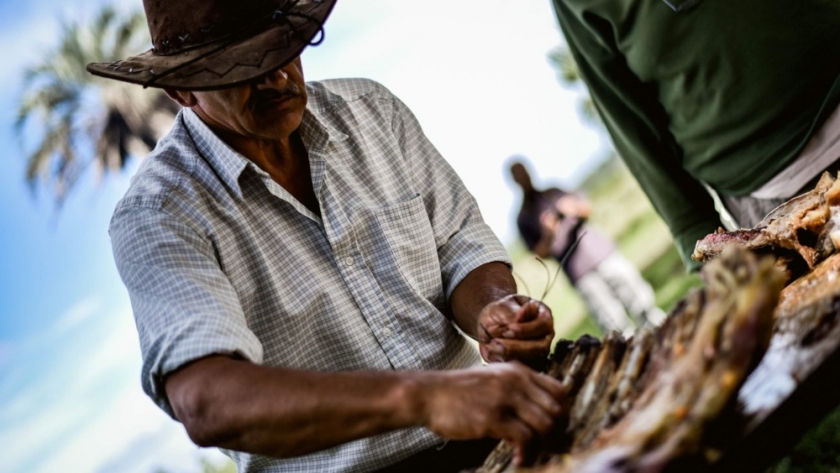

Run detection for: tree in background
[[547, 45, 600, 125], [15, 6, 179, 207]]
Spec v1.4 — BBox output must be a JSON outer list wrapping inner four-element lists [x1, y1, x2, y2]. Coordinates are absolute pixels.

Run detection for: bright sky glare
[[0, 1, 607, 472]]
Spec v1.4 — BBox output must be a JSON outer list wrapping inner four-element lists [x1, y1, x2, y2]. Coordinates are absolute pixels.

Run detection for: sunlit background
[[0, 0, 614, 471]]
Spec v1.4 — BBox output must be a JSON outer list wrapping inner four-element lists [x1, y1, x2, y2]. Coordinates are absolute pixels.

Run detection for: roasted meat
[[475, 248, 784, 473], [692, 172, 840, 277]]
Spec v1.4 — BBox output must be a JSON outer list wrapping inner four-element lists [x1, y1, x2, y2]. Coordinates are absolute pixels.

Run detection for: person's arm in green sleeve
[[552, 0, 721, 271]]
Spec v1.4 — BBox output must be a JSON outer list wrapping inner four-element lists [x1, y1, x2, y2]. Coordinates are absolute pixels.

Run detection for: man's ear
[[164, 89, 197, 108]]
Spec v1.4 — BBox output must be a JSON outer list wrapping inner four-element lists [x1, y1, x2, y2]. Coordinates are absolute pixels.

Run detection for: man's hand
[[167, 356, 567, 466], [448, 262, 553, 366], [419, 362, 567, 466], [476, 295, 554, 366], [556, 194, 590, 219], [539, 210, 559, 236]]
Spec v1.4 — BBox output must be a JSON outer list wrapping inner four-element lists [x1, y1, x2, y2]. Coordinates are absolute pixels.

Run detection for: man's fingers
[[498, 418, 535, 452], [510, 391, 557, 436], [481, 340, 508, 363], [522, 372, 566, 415], [478, 296, 553, 364], [479, 342, 492, 363], [503, 316, 554, 340], [530, 371, 569, 401], [492, 336, 553, 361], [514, 301, 539, 323], [512, 444, 525, 468], [504, 371, 566, 467], [480, 296, 551, 333], [477, 321, 496, 343]]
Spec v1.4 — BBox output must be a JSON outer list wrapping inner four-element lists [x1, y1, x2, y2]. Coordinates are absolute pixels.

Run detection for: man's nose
[[255, 68, 289, 90]]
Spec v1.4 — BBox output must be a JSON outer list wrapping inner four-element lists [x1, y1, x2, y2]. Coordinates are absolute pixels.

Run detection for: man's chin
[[252, 113, 304, 140]]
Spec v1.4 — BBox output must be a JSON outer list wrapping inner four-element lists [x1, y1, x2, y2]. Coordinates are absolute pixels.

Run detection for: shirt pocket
[[662, 0, 705, 12], [367, 194, 444, 303]]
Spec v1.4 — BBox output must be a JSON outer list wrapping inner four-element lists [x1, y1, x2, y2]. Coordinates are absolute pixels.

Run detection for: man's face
[[183, 57, 308, 142]]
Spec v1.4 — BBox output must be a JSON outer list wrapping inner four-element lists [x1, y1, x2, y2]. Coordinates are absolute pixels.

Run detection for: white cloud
[[0, 401, 90, 470], [93, 424, 230, 473], [0, 340, 13, 366], [0, 14, 56, 89], [30, 380, 202, 473], [52, 295, 102, 334], [0, 292, 224, 473], [0, 296, 147, 472], [0, 296, 106, 404]]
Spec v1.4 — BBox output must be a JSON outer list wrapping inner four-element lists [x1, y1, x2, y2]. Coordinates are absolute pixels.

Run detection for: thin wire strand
[[539, 230, 587, 302], [535, 257, 552, 301], [511, 268, 532, 298]]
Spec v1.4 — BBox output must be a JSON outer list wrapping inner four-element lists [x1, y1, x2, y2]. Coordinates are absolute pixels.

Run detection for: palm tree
[[15, 6, 179, 206]]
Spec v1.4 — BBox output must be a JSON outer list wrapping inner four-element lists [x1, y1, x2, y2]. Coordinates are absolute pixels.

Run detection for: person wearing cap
[[91, 1, 565, 472], [550, 0, 840, 272], [509, 160, 666, 336]]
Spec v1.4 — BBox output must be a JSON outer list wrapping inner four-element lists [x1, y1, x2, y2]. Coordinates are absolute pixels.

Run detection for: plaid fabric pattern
[[109, 78, 510, 472]]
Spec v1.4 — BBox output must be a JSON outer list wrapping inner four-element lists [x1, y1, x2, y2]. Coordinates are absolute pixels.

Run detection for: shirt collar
[[181, 103, 348, 197], [299, 106, 348, 153], [182, 108, 250, 197]]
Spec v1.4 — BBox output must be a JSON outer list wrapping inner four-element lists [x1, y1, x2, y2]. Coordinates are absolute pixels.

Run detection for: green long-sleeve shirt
[[552, 0, 840, 270]]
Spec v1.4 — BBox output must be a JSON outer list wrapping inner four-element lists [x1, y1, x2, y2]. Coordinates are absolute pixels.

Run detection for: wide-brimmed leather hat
[[86, 0, 336, 90]]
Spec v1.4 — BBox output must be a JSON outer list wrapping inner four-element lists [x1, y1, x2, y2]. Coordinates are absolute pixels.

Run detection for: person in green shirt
[[551, 0, 840, 271]]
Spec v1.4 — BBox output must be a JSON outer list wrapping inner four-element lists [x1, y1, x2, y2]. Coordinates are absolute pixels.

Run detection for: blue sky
[[0, 1, 605, 471]]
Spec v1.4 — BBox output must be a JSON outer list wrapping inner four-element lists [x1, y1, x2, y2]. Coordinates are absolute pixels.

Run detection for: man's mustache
[[249, 83, 303, 112]]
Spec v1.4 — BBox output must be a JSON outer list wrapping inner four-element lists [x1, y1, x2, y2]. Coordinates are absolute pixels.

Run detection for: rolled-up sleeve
[[110, 203, 263, 418], [388, 95, 511, 298]]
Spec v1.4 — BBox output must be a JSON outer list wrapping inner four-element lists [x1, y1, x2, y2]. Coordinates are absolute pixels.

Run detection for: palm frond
[[14, 6, 177, 207], [547, 44, 601, 126], [547, 45, 582, 85]]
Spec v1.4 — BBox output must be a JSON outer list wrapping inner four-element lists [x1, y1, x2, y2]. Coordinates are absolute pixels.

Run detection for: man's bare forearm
[[167, 356, 427, 458], [448, 262, 518, 339], [166, 354, 566, 462]]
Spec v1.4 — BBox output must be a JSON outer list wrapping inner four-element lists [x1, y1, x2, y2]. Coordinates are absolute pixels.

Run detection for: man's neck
[[222, 129, 320, 216]]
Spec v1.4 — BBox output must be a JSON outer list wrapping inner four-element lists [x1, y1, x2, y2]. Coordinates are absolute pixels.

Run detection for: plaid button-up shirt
[[110, 78, 510, 472]]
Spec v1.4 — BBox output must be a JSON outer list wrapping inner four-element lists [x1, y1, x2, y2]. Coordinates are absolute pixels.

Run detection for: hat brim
[[86, 0, 335, 90]]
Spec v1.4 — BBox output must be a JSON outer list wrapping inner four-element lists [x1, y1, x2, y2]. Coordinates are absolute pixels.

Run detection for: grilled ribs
[[692, 172, 840, 279], [475, 248, 784, 473]]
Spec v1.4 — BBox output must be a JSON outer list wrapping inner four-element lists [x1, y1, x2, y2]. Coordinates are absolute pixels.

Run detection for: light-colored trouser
[[574, 252, 666, 335]]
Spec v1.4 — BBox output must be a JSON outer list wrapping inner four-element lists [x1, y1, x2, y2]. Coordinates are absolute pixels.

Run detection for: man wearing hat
[[90, 1, 566, 472]]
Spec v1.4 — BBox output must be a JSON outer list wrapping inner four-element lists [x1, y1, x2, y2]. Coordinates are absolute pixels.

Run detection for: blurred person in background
[[89, 0, 566, 471], [551, 0, 840, 272], [510, 159, 666, 335]]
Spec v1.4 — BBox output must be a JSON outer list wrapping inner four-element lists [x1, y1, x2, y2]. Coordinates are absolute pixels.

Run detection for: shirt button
[[344, 257, 355, 266], [382, 327, 393, 337]]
